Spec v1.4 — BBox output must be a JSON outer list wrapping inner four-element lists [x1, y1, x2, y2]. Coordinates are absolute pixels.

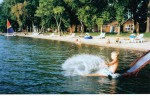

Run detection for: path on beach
[[17, 33, 150, 52]]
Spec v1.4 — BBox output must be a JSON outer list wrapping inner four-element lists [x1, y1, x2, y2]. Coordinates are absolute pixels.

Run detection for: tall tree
[[0, 0, 26, 32], [26, 0, 40, 32], [77, 5, 96, 32], [36, 0, 66, 36], [0, 3, 6, 32], [128, 0, 147, 33], [96, 18, 103, 33], [11, 1, 27, 29], [64, 0, 85, 33], [115, 5, 125, 35], [0, 0, 148, 34]]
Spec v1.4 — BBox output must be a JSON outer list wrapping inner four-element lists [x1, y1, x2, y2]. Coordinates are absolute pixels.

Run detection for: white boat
[[5, 32, 16, 36]]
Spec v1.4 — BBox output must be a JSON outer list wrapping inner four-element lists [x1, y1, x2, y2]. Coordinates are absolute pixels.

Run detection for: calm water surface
[[0, 36, 150, 94]]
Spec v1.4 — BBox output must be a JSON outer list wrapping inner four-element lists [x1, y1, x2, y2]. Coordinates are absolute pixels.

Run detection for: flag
[[7, 19, 14, 33]]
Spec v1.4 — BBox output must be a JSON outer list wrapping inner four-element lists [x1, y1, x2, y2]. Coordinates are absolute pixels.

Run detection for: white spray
[[62, 54, 108, 76]]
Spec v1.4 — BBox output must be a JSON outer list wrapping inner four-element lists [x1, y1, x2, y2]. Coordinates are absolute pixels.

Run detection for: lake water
[[0, 36, 150, 94]]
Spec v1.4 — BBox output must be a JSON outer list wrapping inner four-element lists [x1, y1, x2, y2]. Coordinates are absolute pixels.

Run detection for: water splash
[[62, 54, 108, 76]]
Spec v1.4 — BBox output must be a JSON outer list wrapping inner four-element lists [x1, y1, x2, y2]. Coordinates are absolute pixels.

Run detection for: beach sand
[[17, 33, 150, 52]]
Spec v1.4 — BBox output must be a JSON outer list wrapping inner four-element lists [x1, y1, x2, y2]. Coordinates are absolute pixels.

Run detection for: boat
[[5, 19, 15, 36]]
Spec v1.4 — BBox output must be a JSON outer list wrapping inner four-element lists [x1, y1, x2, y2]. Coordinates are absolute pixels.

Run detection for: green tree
[[76, 3, 93, 32], [36, 0, 66, 36], [65, 0, 109, 33], [76, 8, 85, 33], [11, 1, 27, 29], [26, 0, 40, 32], [0, 3, 6, 32], [0, 0, 26, 32], [0, 0, 148, 34], [53, 6, 65, 35], [96, 11, 110, 34], [128, 0, 148, 33], [115, 5, 125, 35], [96, 18, 103, 33]]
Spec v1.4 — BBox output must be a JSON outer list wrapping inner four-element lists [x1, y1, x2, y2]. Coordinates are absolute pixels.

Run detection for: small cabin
[[122, 19, 135, 33], [74, 18, 139, 33], [102, 18, 138, 33], [102, 21, 118, 33]]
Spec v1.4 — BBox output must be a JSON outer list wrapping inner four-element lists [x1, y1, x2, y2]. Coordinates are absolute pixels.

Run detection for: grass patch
[[144, 32, 150, 38]]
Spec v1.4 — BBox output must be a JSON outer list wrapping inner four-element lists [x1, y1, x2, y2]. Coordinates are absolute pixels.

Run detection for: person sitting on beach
[[116, 37, 120, 43], [106, 38, 110, 44], [86, 51, 119, 78]]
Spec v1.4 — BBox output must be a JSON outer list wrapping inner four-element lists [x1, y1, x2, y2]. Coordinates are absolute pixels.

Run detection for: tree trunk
[[26, 26, 28, 33], [146, 0, 150, 32], [41, 26, 44, 32], [100, 25, 103, 34], [136, 22, 139, 34], [33, 25, 36, 33], [55, 17, 62, 36], [97, 25, 99, 33], [146, 17, 150, 32], [80, 21, 84, 35], [57, 25, 61, 36], [130, 19, 133, 33], [30, 27, 31, 32], [117, 25, 121, 35], [81, 21, 84, 33]]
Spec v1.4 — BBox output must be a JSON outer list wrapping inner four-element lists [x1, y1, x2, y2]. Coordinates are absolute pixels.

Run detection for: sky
[[0, 0, 3, 3]]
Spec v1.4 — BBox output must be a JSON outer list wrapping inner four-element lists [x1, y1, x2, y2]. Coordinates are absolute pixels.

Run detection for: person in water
[[75, 39, 81, 45], [86, 51, 119, 78]]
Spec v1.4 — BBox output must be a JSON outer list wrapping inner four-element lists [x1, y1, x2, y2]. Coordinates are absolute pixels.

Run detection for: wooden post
[[146, 0, 150, 32], [136, 22, 139, 34]]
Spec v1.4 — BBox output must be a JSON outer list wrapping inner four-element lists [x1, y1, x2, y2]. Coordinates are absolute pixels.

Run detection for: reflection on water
[[0, 36, 149, 94]]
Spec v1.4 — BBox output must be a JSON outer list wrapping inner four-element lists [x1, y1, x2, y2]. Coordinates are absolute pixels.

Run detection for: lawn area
[[144, 32, 150, 38]]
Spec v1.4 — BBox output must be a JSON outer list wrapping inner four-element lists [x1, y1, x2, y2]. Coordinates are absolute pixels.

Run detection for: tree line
[[0, 0, 149, 35]]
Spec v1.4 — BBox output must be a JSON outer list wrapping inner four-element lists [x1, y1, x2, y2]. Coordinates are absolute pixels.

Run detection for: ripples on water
[[0, 36, 149, 94]]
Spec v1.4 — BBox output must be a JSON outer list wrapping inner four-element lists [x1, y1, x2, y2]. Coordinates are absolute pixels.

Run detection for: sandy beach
[[17, 33, 150, 52]]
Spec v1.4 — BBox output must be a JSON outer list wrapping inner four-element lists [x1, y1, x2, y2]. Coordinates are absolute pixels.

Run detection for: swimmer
[[75, 39, 81, 45]]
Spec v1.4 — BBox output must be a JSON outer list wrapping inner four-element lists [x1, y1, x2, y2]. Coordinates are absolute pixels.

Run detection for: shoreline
[[16, 33, 150, 52]]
